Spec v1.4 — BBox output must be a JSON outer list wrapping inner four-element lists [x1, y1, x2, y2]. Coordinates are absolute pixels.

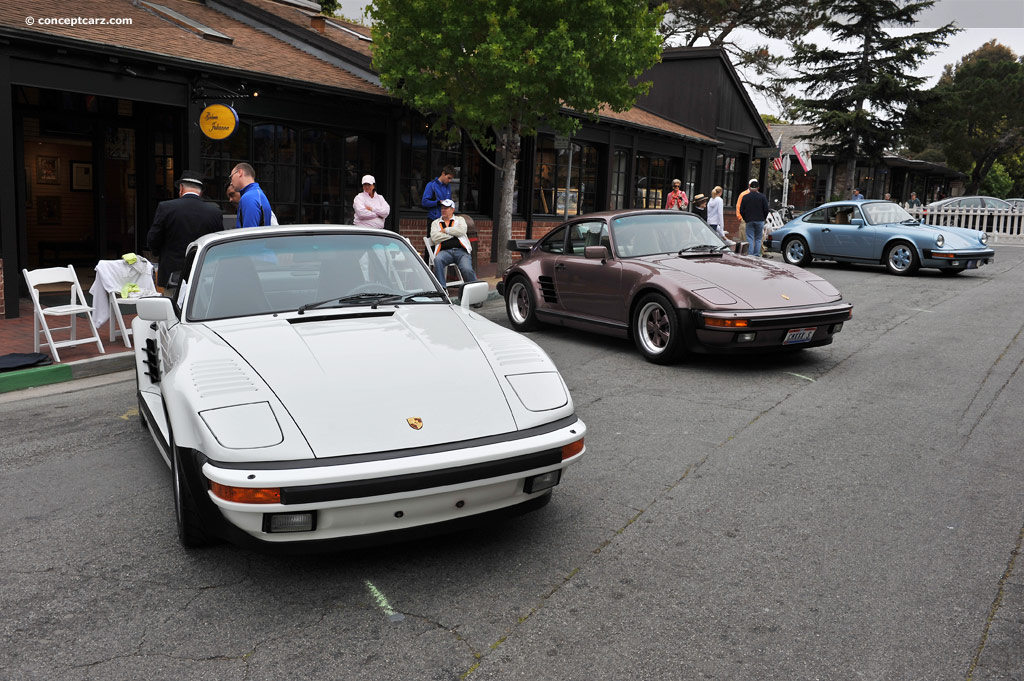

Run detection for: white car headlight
[[979, 231, 988, 245], [506, 372, 568, 412], [935, 234, 944, 248]]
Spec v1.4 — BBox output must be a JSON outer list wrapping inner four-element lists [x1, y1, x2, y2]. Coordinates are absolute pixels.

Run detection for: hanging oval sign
[[199, 103, 238, 140]]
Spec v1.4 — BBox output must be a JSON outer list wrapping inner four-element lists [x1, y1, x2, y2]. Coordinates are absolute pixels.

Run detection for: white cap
[[361, 175, 375, 185]]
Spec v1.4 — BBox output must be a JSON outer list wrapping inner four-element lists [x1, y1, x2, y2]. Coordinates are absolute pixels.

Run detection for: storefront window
[[686, 160, 700, 203], [635, 154, 668, 209], [201, 121, 379, 226], [715, 152, 738, 206], [399, 116, 485, 213], [611, 149, 629, 210], [534, 136, 600, 216]]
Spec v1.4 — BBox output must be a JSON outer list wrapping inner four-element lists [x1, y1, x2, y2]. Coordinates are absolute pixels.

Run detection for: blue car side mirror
[[851, 218, 865, 226]]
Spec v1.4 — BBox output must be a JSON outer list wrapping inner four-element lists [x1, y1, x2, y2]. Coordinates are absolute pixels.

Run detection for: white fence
[[906, 206, 1024, 243]]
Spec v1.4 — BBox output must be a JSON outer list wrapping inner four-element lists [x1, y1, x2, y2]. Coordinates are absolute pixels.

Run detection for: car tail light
[[561, 438, 585, 460], [705, 317, 749, 328], [209, 481, 281, 504]]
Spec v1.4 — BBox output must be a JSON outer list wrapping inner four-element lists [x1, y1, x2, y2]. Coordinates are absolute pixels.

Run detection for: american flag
[[771, 134, 784, 171]]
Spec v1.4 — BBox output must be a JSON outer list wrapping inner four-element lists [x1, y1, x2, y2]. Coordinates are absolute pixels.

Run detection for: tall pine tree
[[783, 0, 957, 192]]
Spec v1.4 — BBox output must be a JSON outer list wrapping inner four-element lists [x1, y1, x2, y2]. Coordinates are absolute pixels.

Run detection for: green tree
[[370, 0, 664, 272], [783, 0, 957, 190], [653, 0, 822, 109], [905, 41, 1024, 194], [316, 0, 340, 16], [980, 161, 1013, 197]]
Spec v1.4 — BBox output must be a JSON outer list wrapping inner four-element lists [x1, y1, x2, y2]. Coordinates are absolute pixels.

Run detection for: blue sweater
[[421, 177, 452, 222], [237, 182, 273, 228]]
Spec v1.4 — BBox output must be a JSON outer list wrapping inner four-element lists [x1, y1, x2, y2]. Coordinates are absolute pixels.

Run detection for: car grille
[[538, 276, 558, 303]]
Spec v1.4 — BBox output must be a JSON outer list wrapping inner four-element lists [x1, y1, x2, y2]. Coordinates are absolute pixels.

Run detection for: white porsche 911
[[133, 225, 586, 550]]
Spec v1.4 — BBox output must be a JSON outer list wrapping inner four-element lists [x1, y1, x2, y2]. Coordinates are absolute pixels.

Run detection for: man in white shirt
[[353, 174, 391, 228], [429, 199, 476, 284]]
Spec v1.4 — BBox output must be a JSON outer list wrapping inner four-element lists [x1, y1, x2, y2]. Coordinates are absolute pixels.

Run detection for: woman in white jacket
[[353, 174, 391, 228], [706, 185, 725, 238]]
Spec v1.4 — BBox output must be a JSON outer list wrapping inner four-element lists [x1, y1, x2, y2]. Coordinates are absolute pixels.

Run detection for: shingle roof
[[597, 105, 718, 144], [0, 0, 384, 96]]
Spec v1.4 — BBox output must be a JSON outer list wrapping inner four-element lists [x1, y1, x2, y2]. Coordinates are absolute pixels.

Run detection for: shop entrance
[[16, 86, 181, 270]]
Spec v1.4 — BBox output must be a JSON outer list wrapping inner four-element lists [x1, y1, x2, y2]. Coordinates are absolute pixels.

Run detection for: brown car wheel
[[505, 276, 540, 331], [633, 292, 685, 364]]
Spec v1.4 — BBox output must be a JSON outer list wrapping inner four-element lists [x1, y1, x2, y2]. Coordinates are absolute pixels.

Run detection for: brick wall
[[0, 258, 5, 316]]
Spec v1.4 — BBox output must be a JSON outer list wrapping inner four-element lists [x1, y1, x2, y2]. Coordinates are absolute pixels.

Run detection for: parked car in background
[[1006, 198, 1024, 212], [766, 200, 994, 276], [133, 225, 586, 549], [498, 210, 853, 364], [925, 196, 1011, 211]]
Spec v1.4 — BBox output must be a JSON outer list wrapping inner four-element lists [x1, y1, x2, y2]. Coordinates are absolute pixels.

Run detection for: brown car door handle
[[555, 263, 566, 270]]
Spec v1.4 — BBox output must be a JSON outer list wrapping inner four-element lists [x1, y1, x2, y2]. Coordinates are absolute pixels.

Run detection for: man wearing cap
[[147, 170, 223, 290], [852, 187, 866, 201], [735, 178, 757, 235], [353, 174, 391, 229], [430, 198, 476, 284], [230, 162, 274, 228], [739, 179, 770, 257], [422, 165, 455, 222]]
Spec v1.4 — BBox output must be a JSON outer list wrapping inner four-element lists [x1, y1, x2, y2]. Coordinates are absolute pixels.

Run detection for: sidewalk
[[0, 266, 502, 395]]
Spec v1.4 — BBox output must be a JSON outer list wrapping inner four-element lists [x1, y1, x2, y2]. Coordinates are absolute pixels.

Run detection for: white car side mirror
[[460, 281, 489, 309], [136, 296, 178, 324]]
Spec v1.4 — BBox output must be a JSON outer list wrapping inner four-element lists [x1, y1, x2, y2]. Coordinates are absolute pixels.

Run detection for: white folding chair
[[423, 236, 465, 289], [89, 258, 157, 348], [23, 266, 105, 363]]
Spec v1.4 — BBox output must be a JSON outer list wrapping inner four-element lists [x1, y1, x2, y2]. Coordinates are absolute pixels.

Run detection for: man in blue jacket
[[738, 179, 770, 257], [230, 162, 274, 228], [421, 165, 455, 222]]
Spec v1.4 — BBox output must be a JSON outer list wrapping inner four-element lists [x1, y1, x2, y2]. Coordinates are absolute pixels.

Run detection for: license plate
[[783, 327, 816, 344], [966, 260, 978, 269]]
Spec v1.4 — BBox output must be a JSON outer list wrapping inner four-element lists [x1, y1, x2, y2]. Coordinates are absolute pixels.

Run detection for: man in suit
[[147, 171, 223, 293]]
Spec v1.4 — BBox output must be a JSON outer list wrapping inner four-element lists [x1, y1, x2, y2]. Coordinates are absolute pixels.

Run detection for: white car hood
[[208, 306, 517, 457]]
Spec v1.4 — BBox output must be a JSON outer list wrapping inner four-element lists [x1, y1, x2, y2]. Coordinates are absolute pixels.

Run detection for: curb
[[0, 352, 135, 395]]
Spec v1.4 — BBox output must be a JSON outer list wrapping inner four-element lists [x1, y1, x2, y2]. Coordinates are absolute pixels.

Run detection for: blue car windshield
[[187, 233, 440, 321], [611, 213, 724, 257], [862, 202, 915, 225]]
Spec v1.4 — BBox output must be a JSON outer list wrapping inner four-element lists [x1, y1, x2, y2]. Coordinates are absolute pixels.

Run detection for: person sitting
[[429, 199, 477, 285]]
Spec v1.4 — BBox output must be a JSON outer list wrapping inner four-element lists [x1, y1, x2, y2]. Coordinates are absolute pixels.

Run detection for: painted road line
[[784, 372, 815, 382], [366, 580, 405, 622]]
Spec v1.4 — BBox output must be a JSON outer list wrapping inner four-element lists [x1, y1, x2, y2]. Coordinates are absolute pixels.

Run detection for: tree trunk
[[496, 122, 521, 274]]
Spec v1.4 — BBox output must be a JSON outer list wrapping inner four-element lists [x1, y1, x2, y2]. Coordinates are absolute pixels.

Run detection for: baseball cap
[[440, 199, 455, 208], [361, 174, 375, 185], [749, 180, 759, 189], [748, 178, 758, 187]]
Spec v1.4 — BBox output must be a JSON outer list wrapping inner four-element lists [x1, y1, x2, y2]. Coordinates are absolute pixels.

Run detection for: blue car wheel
[[783, 236, 811, 267], [884, 241, 919, 276]]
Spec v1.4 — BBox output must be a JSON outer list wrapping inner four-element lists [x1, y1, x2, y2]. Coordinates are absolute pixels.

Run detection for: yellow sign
[[199, 103, 238, 140]]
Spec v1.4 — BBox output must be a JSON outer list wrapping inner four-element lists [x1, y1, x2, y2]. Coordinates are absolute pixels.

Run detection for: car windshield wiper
[[678, 244, 722, 255], [297, 292, 397, 315], [393, 290, 447, 303]]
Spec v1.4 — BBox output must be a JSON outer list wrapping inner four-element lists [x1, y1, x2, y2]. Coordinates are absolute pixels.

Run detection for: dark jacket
[[147, 193, 223, 286], [739, 190, 770, 223]]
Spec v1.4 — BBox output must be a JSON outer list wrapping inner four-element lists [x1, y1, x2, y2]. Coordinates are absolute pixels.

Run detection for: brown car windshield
[[611, 214, 725, 258]]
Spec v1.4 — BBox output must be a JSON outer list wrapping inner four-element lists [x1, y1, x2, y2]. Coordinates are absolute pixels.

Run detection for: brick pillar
[[0, 258, 5, 317]]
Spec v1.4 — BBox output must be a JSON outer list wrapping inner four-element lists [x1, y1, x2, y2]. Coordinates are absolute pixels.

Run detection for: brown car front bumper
[[687, 303, 853, 353]]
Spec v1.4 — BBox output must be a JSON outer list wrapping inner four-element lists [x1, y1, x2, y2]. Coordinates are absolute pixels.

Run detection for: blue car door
[[819, 205, 875, 259]]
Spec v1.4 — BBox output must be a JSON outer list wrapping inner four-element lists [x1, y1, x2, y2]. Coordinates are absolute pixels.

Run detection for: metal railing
[[906, 206, 1024, 242]]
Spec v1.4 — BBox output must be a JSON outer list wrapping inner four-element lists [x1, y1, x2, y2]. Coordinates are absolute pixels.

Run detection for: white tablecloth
[[88, 258, 156, 327]]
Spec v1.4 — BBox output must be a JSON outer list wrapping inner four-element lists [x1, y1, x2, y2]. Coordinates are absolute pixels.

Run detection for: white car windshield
[[187, 233, 441, 321], [611, 214, 725, 257], [862, 202, 916, 225]]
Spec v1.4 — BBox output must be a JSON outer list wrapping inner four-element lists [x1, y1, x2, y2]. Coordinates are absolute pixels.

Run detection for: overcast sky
[[334, 0, 1024, 117]]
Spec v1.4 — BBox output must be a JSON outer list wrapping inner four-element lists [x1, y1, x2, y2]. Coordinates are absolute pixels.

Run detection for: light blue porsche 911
[[765, 200, 995, 276]]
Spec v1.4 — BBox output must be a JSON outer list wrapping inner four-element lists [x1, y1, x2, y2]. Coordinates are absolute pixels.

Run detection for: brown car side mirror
[[584, 246, 608, 261]]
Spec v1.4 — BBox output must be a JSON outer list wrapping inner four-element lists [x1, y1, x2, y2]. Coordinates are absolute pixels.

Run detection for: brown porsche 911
[[497, 210, 853, 364]]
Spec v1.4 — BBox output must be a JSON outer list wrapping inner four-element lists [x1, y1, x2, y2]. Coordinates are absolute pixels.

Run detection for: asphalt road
[[2, 247, 1023, 680]]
